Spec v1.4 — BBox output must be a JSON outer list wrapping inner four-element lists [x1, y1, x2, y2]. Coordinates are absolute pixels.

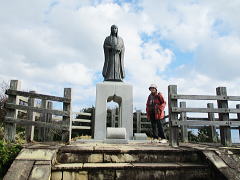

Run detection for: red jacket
[[146, 92, 166, 120]]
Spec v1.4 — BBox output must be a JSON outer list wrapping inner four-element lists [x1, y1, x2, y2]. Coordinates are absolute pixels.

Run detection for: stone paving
[[3, 141, 240, 180]]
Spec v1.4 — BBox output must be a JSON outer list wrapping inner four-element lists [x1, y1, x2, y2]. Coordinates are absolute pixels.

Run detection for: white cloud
[[0, 0, 173, 112], [0, 0, 240, 115], [196, 36, 240, 80], [141, 0, 213, 51]]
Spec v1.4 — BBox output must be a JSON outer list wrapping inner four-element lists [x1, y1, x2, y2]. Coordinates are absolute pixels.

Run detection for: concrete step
[[52, 162, 208, 170], [51, 163, 211, 180], [56, 146, 204, 164]]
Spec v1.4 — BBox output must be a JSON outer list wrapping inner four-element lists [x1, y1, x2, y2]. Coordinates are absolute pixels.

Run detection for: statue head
[[111, 25, 118, 37]]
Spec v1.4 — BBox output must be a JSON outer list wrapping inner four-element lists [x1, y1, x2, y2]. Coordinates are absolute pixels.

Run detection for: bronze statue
[[102, 25, 125, 81]]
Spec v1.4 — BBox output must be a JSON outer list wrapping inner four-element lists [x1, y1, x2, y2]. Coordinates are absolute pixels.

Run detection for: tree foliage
[[0, 81, 8, 127], [0, 140, 22, 178], [188, 127, 219, 143]]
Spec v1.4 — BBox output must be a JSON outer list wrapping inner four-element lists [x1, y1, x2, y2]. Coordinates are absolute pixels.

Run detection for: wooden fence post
[[4, 80, 21, 142], [39, 99, 47, 141], [91, 108, 95, 139], [207, 103, 218, 143], [136, 110, 141, 133], [46, 101, 53, 141], [111, 109, 116, 127], [63, 88, 71, 142], [26, 91, 35, 142], [180, 102, 188, 143], [236, 104, 240, 140], [216, 87, 231, 146], [168, 85, 179, 147]]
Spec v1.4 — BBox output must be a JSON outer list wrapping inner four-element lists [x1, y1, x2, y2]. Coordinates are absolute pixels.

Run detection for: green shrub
[[0, 126, 3, 140], [0, 140, 22, 179]]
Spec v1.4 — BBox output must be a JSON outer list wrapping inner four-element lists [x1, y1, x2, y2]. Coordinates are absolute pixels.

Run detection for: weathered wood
[[6, 89, 70, 103], [4, 80, 20, 142], [72, 111, 91, 116], [207, 103, 218, 143], [91, 108, 95, 138], [72, 126, 91, 130], [3, 160, 34, 180], [172, 120, 237, 126], [72, 119, 91, 123], [228, 121, 240, 126], [186, 117, 238, 121], [168, 85, 179, 147], [140, 122, 151, 125], [38, 100, 47, 141], [69, 116, 73, 142], [237, 104, 240, 139], [46, 101, 53, 141], [63, 88, 71, 142], [5, 103, 69, 116], [26, 91, 35, 142], [172, 107, 240, 113], [4, 117, 68, 130], [136, 110, 141, 133], [171, 94, 240, 101], [111, 109, 116, 127], [188, 126, 239, 129], [217, 87, 231, 146], [187, 117, 209, 120], [180, 102, 188, 143]]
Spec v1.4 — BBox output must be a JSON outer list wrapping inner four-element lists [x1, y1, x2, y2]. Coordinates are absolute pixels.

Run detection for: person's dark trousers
[[157, 119, 166, 139], [150, 113, 166, 139]]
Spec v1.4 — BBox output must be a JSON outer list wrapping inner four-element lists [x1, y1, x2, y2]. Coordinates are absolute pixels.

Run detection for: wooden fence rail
[[168, 85, 240, 147], [4, 80, 72, 142], [69, 111, 93, 141]]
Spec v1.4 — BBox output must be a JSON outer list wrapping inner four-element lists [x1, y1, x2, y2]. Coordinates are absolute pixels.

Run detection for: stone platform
[[4, 141, 240, 180]]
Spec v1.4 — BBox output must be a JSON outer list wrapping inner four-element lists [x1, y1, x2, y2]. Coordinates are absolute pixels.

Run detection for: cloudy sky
[[1, 0, 240, 116]]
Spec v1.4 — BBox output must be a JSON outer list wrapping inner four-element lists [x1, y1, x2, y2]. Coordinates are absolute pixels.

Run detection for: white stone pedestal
[[94, 81, 133, 140]]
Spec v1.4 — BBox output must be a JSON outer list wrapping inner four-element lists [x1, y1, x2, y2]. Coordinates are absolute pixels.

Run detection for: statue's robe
[[102, 35, 125, 81]]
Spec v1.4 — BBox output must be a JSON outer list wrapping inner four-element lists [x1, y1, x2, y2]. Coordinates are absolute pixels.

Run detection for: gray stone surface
[[53, 163, 83, 170], [104, 154, 138, 163], [57, 153, 103, 163], [94, 81, 133, 140], [28, 165, 51, 180], [104, 139, 128, 144], [106, 127, 126, 139], [62, 171, 88, 180], [134, 133, 147, 140], [16, 148, 57, 161], [51, 171, 62, 180], [3, 160, 34, 180]]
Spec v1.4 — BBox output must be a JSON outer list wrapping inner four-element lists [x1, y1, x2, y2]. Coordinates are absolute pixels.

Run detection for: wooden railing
[[168, 85, 240, 147], [4, 80, 71, 142], [110, 109, 169, 135], [69, 111, 94, 141], [134, 111, 169, 134]]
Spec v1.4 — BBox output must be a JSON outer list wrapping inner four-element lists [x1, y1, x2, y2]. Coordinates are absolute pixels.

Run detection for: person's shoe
[[152, 139, 159, 143], [159, 139, 168, 143]]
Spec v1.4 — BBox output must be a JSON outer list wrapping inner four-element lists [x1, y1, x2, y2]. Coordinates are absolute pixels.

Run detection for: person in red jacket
[[146, 84, 167, 143]]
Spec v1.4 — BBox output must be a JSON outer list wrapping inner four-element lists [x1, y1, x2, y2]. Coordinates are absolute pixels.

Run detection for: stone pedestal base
[[134, 133, 148, 140], [104, 139, 128, 144], [106, 127, 126, 139], [94, 81, 133, 140]]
